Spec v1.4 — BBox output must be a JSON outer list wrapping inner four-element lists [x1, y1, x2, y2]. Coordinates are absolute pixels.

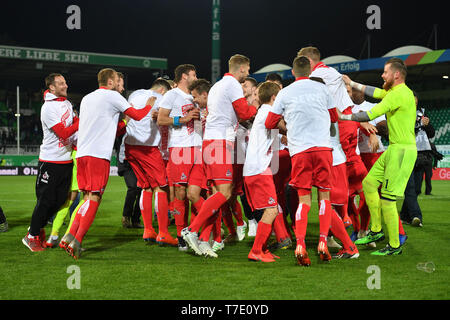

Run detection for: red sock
[[199, 212, 217, 242], [359, 193, 370, 231], [250, 221, 272, 254], [294, 202, 310, 247], [68, 200, 88, 236], [189, 191, 227, 233], [330, 209, 354, 250], [155, 191, 169, 234], [74, 200, 99, 243], [232, 199, 244, 226], [213, 209, 222, 243], [348, 196, 360, 232], [398, 217, 406, 235], [173, 198, 186, 237], [222, 204, 236, 235], [318, 199, 332, 242], [140, 190, 154, 232], [273, 212, 290, 242]]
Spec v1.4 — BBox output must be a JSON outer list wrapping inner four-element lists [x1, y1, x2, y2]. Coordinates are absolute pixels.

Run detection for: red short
[[289, 148, 332, 194], [346, 157, 368, 196], [188, 162, 208, 190], [272, 149, 292, 194], [244, 168, 278, 211], [202, 139, 235, 186], [360, 152, 383, 172], [168, 146, 203, 187], [77, 156, 110, 194], [125, 144, 168, 189], [330, 163, 349, 206]]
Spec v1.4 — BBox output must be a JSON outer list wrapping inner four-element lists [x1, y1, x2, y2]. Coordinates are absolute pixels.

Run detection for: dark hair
[[117, 72, 124, 79], [45, 73, 63, 89], [151, 78, 172, 92], [265, 73, 282, 83], [292, 55, 311, 77], [188, 78, 212, 94], [174, 64, 196, 83], [244, 77, 258, 87], [386, 57, 407, 78]]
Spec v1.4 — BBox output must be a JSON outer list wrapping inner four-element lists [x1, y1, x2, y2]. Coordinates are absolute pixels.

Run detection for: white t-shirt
[[159, 87, 202, 148], [235, 123, 250, 165], [39, 92, 76, 162], [271, 78, 334, 157], [244, 104, 278, 176], [310, 63, 353, 112], [204, 74, 245, 142], [125, 89, 163, 147], [353, 101, 386, 154], [330, 122, 347, 166], [76, 88, 131, 161]]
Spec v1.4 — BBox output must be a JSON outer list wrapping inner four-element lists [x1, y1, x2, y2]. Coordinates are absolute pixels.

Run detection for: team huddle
[[22, 46, 418, 265]]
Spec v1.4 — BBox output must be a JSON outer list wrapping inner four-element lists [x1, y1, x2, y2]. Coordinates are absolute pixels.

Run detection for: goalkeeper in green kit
[[339, 58, 417, 255]]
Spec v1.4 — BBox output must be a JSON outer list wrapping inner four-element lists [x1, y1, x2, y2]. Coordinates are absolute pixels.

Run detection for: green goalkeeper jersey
[[367, 83, 416, 146]]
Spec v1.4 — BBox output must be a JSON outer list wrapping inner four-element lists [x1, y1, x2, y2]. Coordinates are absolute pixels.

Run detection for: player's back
[[275, 78, 332, 156], [77, 88, 130, 160], [125, 89, 162, 146]]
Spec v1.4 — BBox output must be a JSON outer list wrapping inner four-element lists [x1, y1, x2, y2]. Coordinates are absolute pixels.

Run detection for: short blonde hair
[[297, 46, 321, 62], [228, 54, 250, 72], [98, 68, 117, 86]]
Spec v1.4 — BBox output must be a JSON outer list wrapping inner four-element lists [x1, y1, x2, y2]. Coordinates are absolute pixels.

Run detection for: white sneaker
[[236, 221, 247, 241], [199, 241, 218, 258], [327, 236, 342, 249], [212, 240, 224, 252], [247, 219, 257, 237], [181, 228, 202, 255]]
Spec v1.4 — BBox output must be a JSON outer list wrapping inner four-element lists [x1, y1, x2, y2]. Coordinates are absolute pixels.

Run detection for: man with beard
[[340, 58, 417, 256]]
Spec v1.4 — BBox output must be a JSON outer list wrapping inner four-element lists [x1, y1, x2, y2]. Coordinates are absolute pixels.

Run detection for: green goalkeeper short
[[365, 144, 417, 200]]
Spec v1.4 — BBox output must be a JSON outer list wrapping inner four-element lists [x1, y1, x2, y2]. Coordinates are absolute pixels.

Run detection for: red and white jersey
[[159, 87, 202, 148], [270, 77, 334, 157], [76, 88, 131, 161], [39, 92, 76, 163], [310, 62, 353, 112], [236, 123, 250, 165], [125, 89, 163, 147], [353, 101, 386, 154], [204, 74, 245, 142], [243, 104, 278, 176]]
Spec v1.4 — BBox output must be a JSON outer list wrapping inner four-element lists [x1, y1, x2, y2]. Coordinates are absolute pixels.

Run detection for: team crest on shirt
[[41, 171, 49, 184], [268, 197, 275, 205], [226, 170, 232, 177]]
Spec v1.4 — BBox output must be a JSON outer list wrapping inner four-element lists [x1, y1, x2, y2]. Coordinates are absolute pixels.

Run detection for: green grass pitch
[[0, 176, 449, 300]]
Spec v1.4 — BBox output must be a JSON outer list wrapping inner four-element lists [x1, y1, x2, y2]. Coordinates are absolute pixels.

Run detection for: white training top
[[235, 123, 250, 165], [353, 101, 386, 154], [271, 78, 334, 157], [159, 87, 202, 148], [125, 89, 163, 147], [76, 88, 131, 161], [311, 63, 350, 166], [310, 63, 353, 112], [243, 104, 278, 176], [204, 74, 245, 142], [39, 92, 76, 162]]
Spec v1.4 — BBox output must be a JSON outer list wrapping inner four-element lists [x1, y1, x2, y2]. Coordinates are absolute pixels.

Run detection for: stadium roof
[[0, 45, 168, 95]]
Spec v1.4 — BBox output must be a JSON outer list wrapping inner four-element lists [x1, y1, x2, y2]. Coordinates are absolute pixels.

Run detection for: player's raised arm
[[124, 96, 156, 121], [342, 74, 387, 100]]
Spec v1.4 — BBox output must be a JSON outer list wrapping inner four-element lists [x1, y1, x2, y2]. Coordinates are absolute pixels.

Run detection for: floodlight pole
[[16, 86, 20, 155], [211, 0, 221, 83]]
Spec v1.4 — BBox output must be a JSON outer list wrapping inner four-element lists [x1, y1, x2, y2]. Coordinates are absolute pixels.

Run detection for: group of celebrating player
[[22, 46, 418, 265]]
